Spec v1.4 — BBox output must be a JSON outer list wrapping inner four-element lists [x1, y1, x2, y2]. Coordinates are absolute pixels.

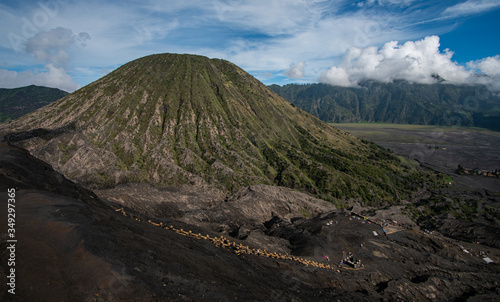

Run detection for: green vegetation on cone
[[1, 54, 441, 206]]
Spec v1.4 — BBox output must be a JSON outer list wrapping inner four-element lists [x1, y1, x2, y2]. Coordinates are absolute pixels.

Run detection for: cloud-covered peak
[[467, 55, 500, 92], [319, 35, 500, 92]]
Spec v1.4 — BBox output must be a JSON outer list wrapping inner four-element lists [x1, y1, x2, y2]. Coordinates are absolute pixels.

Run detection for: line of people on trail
[[114, 208, 342, 271]]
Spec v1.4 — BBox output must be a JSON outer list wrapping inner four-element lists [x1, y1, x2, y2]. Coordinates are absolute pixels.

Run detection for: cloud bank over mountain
[[319, 36, 500, 92], [1, 26, 90, 92]]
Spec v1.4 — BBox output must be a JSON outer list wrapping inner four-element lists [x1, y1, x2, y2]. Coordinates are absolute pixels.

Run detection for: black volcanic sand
[[335, 124, 500, 251], [1, 142, 500, 301], [382, 141, 500, 194], [334, 124, 500, 193]]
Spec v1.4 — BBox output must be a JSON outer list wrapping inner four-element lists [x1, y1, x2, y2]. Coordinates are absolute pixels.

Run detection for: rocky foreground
[[1, 142, 499, 301]]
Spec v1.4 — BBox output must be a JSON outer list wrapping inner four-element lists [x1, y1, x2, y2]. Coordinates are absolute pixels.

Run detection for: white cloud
[[321, 66, 352, 87], [24, 27, 90, 68], [0, 64, 80, 92], [467, 55, 500, 92], [211, 0, 328, 36], [379, 0, 415, 5], [284, 61, 306, 79], [468, 55, 500, 76], [320, 36, 500, 92], [320, 36, 469, 86], [1, 26, 90, 92], [201, 13, 407, 83], [357, 0, 415, 7], [443, 0, 500, 17]]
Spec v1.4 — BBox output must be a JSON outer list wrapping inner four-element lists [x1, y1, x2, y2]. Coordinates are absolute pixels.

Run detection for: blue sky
[[0, 0, 499, 92]]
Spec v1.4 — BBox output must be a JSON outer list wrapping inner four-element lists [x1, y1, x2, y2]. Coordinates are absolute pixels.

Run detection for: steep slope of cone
[[1, 53, 432, 204]]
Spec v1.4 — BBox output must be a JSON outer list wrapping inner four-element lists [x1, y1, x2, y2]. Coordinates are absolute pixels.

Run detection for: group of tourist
[[114, 208, 342, 270]]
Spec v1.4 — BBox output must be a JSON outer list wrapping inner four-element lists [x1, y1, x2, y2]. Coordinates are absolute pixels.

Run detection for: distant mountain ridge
[[269, 81, 500, 131], [0, 85, 68, 122], [0, 53, 435, 206]]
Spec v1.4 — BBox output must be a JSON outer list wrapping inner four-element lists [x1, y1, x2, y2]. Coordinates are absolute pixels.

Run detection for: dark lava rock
[[1, 142, 500, 301]]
